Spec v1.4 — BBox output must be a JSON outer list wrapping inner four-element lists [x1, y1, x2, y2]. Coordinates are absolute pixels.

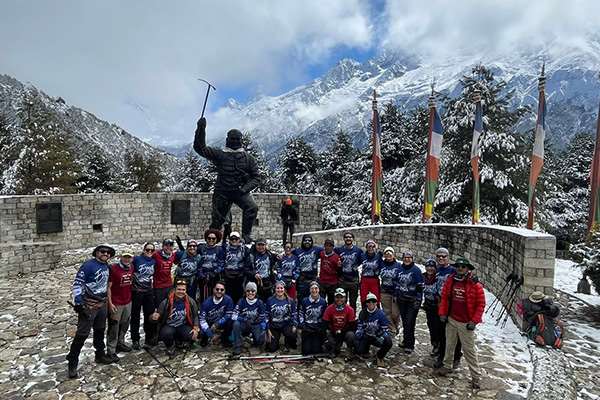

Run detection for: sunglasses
[[214, 288, 225, 292], [366, 299, 377, 303], [230, 237, 240, 240], [207, 237, 217, 241], [176, 280, 187, 285], [436, 255, 448, 258], [344, 236, 353, 240], [144, 248, 154, 252], [98, 250, 110, 254], [246, 289, 256, 293], [456, 265, 468, 269], [188, 245, 197, 248]]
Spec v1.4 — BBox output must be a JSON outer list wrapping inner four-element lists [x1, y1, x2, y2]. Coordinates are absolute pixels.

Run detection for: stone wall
[[0, 192, 323, 277], [294, 223, 556, 329]]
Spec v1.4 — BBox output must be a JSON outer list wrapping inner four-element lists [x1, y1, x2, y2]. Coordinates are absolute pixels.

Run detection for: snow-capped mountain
[[212, 40, 600, 155], [0, 74, 177, 171]]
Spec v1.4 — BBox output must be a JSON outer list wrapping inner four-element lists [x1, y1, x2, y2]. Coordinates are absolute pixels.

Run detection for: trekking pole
[[486, 273, 516, 314], [144, 347, 187, 393], [496, 276, 523, 325], [501, 276, 524, 328]]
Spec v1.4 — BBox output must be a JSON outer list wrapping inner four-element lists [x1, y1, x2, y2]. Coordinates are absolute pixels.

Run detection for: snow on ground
[[555, 259, 600, 306]]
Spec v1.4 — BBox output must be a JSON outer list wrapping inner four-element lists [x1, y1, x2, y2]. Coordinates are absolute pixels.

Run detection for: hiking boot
[[116, 343, 132, 353], [452, 359, 461, 369], [433, 367, 451, 376], [67, 358, 79, 379], [282, 346, 290, 354], [376, 357, 386, 368], [404, 348, 413, 355], [166, 346, 176, 357], [232, 348, 241, 357], [432, 360, 444, 369], [132, 341, 141, 351], [108, 353, 120, 363], [398, 341, 405, 348], [471, 378, 481, 390], [430, 345, 440, 357], [94, 352, 112, 365]]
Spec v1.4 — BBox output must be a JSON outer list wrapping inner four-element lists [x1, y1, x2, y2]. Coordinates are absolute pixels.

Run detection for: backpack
[[529, 314, 564, 349]]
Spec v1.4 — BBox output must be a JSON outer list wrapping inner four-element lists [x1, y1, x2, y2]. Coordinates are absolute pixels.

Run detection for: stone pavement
[[0, 246, 533, 400]]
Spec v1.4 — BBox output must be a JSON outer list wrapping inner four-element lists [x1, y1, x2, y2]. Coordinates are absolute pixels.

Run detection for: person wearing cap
[[436, 257, 485, 389], [293, 234, 324, 301], [106, 249, 135, 363], [423, 258, 443, 358], [359, 239, 382, 305], [148, 239, 178, 347], [66, 244, 115, 378], [248, 238, 278, 302], [231, 282, 268, 356], [319, 238, 343, 305], [334, 232, 364, 310], [323, 288, 356, 358], [275, 242, 300, 299], [266, 281, 298, 352], [298, 281, 328, 355], [194, 116, 261, 245], [395, 250, 424, 354], [222, 231, 251, 304], [174, 238, 202, 302], [199, 281, 235, 347], [435, 247, 455, 288], [151, 279, 200, 356], [379, 247, 401, 334], [520, 291, 563, 348], [198, 229, 225, 305], [131, 242, 157, 350], [355, 292, 392, 368], [280, 196, 298, 245]]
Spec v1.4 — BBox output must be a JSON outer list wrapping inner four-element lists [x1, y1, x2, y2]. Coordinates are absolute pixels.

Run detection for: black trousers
[[67, 304, 107, 362], [267, 325, 297, 352], [296, 278, 314, 302], [301, 330, 324, 355], [321, 283, 337, 305], [282, 223, 295, 245], [159, 324, 194, 348], [397, 299, 419, 350], [224, 275, 245, 304], [130, 290, 154, 343], [425, 305, 444, 347], [356, 335, 392, 359], [210, 190, 258, 239], [325, 330, 355, 355], [257, 284, 273, 303], [148, 287, 171, 345], [340, 280, 359, 310]]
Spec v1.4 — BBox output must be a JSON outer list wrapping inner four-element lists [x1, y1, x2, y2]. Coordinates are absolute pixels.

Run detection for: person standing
[[131, 243, 156, 350], [223, 231, 251, 304], [198, 229, 224, 305], [248, 239, 278, 302], [174, 239, 202, 302], [148, 239, 177, 347], [293, 235, 323, 301], [334, 232, 363, 310], [231, 282, 268, 356], [435, 257, 485, 390], [266, 281, 298, 352], [323, 288, 356, 358], [298, 281, 327, 355], [276, 243, 300, 299], [66, 244, 114, 379], [199, 281, 234, 347], [355, 292, 392, 368], [379, 247, 400, 334], [359, 240, 382, 306], [395, 251, 424, 354], [280, 196, 298, 245], [106, 249, 134, 363], [319, 239, 342, 305], [422, 258, 442, 357]]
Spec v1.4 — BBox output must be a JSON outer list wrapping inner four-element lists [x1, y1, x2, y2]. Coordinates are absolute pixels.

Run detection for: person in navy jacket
[[266, 281, 298, 352], [174, 238, 201, 301], [66, 244, 114, 379], [199, 281, 234, 347], [130, 242, 156, 350], [248, 239, 278, 302], [222, 231, 251, 304], [355, 292, 392, 368], [298, 281, 328, 355], [198, 229, 225, 304], [395, 250, 424, 354], [293, 235, 323, 301], [276, 243, 300, 299], [334, 232, 363, 310], [231, 282, 267, 356]]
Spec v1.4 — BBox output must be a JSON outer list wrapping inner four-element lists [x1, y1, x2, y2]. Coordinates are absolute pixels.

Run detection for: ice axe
[[198, 78, 216, 118]]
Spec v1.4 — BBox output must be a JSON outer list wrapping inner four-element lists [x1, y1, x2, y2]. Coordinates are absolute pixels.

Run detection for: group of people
[[65, 231, 486, 389]]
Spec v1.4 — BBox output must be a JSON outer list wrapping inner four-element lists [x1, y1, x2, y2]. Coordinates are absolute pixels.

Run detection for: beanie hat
[[435, 247, 450, 256], [402, 251, 414, 258], [424, 258, 437, 268], [365, 239, 377, 248], [245, 282, 258, 292], [309, 281, 320, 289], [383, 247, 395, 255], [334, 288, 346, 297]]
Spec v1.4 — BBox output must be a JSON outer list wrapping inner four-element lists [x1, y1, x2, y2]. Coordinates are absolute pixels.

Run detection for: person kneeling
[[323, 288, 356, 358], [355, 293, 392, 368], [231, 282, 267, 356], [199, 281, 235, 347], [151, 280, 199, 356], [266, 281, 298, 352]]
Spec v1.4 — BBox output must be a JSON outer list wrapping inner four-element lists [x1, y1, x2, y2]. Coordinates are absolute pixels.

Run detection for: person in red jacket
[[323, 288, 356, 358], [319, 239, 342, 305], [435, 257, 485, 390], [147, 239, 177, 347]]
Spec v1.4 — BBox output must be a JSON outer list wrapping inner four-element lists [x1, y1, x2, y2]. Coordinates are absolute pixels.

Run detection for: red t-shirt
[[449, 279, 469, 323], [319, 251, 341, 285], [153, 251, 176, 289], [109, 263, 133, 306], [323, 304, 355, 332]]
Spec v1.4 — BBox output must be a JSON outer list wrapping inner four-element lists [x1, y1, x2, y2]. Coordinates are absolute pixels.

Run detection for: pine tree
[[75, 145, 118, 193], [570, 230, 600, 295], [242, 132, 284, 193], [278, 137, 320, 192], [320, 128, 357, 198], [169, 150, 215, 192], [123, 152, 163, 192], [0, 115, 20, 194]]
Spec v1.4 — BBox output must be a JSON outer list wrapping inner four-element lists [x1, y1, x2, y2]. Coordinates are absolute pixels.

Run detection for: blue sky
[[1, 0, 598, 145]]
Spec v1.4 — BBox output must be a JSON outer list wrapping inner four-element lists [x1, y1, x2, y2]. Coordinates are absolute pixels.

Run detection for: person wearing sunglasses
[[266, 281, 297, 352], [379, 247, 401, 335], [130, 242, 157, 350], [198, 229, 225, 305], [66, 244, 115, 378], [359, 239, 382, 306], [293, 235, 324, 301], [106, 249, 135, 363], [148, 239, 178, 347], [174, 239, 202, 302], [231, 282, 267, 356], [435, 257, 485, 390], [355, 292, 392, 368], [248, 238, 278, 302], [222, 231, 251, 304], [334, 232, 363, 310], [151, 280, 200, 356], [199, 281, 234, 347], [395, 250, 424, 355], [275, 242, 300, 299]]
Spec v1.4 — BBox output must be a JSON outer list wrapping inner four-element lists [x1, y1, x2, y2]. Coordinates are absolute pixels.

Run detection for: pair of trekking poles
[[486, 272, 524, 328]]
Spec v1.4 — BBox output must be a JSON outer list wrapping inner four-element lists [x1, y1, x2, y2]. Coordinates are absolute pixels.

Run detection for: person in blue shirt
[[248, 239, 278, 302], [174, 238, 202, 301], [293, 235, 323, 301], [298, 281, 328, 355], [199, 281, 234, 347], [334, 232, 363, 310], [198, 229, 225, 305], [276, 242, 300, 300], [359, 239, 382, 306], [395, 250, 424, 354], [231, 282, 267, 356], [379, 247, 400, 334], [355, 292, 392, 368], [266, 281, 298, 352], [422, 258, 442, 357], [130, 242, 157, 350], [66, 244, 115, 379], [223, 231, 251, 304]]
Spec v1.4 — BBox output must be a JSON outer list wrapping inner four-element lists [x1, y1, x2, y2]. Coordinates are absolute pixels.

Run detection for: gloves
[[260, 322, 267, 331], [217, 318, 227, 328], [197, 117, 207, 130], [74, 304, 85, 315], [375, 336, 385, 346], [205, 328, 214, 338], [440, 316, 448, 323], [466, 322, 476, 331]]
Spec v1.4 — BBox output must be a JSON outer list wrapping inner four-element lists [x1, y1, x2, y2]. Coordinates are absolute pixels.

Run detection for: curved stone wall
[[293, 223, 556, 329], [0, 192, 323, 277]]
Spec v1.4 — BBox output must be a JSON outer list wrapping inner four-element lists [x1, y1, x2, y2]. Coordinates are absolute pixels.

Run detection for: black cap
[[163, 239, 175, 246], [256, 238, 267, 245]]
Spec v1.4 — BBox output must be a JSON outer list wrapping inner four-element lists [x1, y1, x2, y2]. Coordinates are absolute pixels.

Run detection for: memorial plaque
[[36, 203, 63, 234], [171, 200, 191, 225]]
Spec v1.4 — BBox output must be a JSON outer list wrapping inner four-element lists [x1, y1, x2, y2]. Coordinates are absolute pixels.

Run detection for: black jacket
[[194, 125, 260, 193], [280, 203, 298, 224]]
